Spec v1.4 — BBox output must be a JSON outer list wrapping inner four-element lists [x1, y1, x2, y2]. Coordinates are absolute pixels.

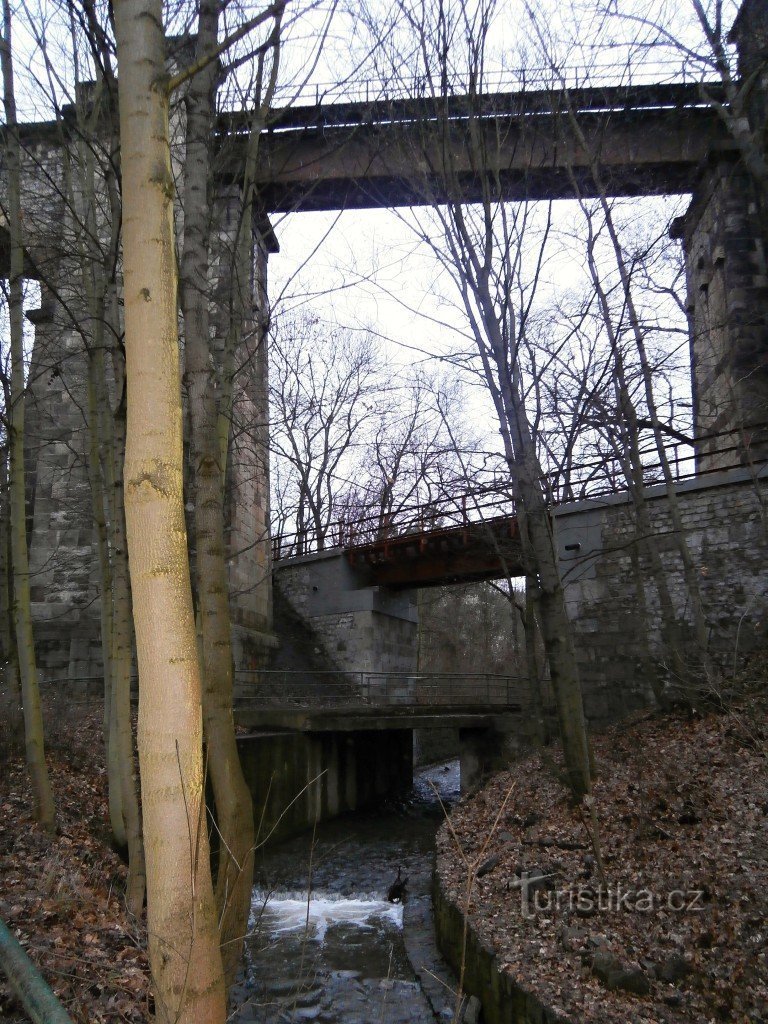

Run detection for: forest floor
[[0, 697, 150, 1023], [437, 690, 768, 1023]]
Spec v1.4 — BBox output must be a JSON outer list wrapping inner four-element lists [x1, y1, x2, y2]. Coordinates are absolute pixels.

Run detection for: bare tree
[[114, 1, 227, 1019], [177, 0, 286, 985], [1, 0, 55, 828], [359, 0, 593, 798], [270, 313, 383, 552]]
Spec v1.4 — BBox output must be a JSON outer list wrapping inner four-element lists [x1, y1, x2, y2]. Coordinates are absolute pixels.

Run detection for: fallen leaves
[[436, 698, 768, 1024], [0, 699, 149, 1023]]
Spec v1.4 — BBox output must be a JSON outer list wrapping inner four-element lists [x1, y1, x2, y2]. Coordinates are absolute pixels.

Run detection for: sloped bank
[[432, 872, 571, 1024], [432, 700, 768, 1024]]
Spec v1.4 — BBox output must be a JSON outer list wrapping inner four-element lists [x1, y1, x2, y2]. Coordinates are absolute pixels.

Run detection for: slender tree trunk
[[0, 446, 23, 746], [522, 574, 545, 745], [84, 337, 125, 842], [470, 269, 591, 797], [114, 2, 226, 1020], [581, 219, 686, 701], [110, 388, 146, 916], [179, 0, 254, 985], [1, 0, 55, 829], [561, 96, 715, 687]]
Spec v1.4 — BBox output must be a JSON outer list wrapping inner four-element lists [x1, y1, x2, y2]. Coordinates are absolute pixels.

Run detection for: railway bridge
[[2, 0, 768, 833]]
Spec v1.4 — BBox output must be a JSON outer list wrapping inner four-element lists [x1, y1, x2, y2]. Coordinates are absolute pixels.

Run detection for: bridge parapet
[[235, 669, 530, 710]]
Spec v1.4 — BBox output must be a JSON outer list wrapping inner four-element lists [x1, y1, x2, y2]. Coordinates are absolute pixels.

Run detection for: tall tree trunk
[[114, 2, 226, 1021], [179, 1, 254, 984], [0, 445, 23, 746], [581, 216, 686, 703], [522, 574, 545, 746], [110, 386, 146, 916], [510, 428, 591, 798], [562, 97, 715, 689], [1, 0, 55, 829], [76, 67, 145, 903], [85, 331, 124, 842]]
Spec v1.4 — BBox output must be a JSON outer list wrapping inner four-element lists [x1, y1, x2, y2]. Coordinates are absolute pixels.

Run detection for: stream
[[230, 760, 461, 1024]]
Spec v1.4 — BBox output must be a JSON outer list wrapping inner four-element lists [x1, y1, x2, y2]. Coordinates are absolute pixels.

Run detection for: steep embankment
[[435, 699, 767, 1023], [0, 701, 150, 1022]]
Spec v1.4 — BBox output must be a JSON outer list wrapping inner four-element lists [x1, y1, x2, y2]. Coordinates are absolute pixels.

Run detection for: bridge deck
[[218, 82, 727, 211]]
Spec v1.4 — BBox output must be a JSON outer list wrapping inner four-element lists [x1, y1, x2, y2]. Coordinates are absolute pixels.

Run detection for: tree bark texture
[[180, 0, 254, 986], [114, 1, 226, 1020]]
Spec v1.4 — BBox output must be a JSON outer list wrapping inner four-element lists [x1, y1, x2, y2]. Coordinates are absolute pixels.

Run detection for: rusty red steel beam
[[347, 513, 524, 587]]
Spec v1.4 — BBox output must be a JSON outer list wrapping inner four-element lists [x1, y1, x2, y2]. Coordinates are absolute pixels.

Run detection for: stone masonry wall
[[1, 129, 276, 680], [274, 550, 418, 677], [673, 158, 768, 468], [554, 468, 768, 726]]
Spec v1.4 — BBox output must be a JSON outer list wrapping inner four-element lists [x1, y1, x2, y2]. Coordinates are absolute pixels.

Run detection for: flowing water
[[230, 760, 461, 1024]]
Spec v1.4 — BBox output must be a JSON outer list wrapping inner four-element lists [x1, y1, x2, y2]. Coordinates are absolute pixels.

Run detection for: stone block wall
[[274, 550, 419, 676], [673, 157, 768, 468], [554, 467, 768, 726], [3, 133, 277, 680], [26, 296, 102, 681]]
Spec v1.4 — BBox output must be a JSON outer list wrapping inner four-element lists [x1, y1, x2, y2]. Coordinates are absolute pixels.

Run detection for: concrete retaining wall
[[432, 870, 570, 1024]]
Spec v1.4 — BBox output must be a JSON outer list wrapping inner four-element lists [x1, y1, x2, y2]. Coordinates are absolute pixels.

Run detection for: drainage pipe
[[0, 917, 73, 1024]]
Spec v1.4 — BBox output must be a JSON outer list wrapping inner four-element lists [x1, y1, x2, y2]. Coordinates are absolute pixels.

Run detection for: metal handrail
[[235, 670, 530, 709], [271, 424, 768, 562], [220, 61, 724, 113]]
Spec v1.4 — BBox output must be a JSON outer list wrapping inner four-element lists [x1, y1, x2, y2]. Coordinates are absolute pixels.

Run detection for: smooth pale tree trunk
[[1, 0, 55, 829], [114, 2, 226, 1021], [179, 1, 254, 984]]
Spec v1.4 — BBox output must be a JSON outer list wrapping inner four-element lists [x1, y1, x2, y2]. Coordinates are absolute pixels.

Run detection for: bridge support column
[[459, 724, 526, 795], [274, 551, 418, 676], [672, 157, 768, 467], [672, 0, 768, 468]]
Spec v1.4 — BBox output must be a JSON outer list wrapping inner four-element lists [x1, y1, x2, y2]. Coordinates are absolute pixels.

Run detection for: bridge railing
[[235, 670, 530, 710], [273, 423, 768, 562], [223, 60, 723, 114], [271, 487, 516, 562]]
